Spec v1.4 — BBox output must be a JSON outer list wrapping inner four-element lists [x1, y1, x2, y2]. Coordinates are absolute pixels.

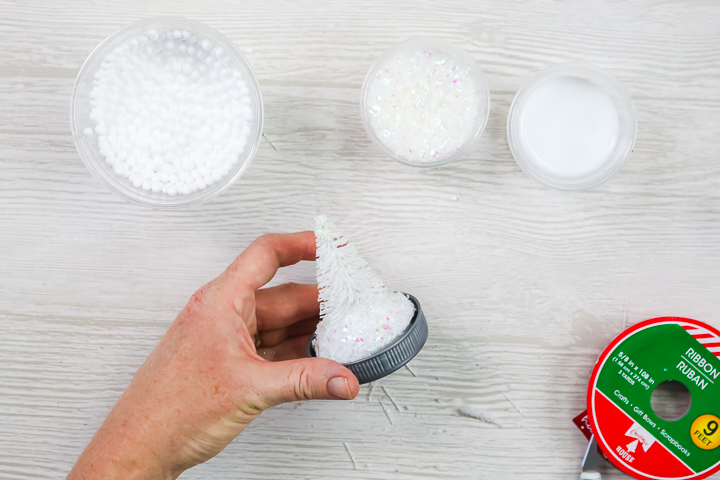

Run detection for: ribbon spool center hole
[[650, 380, 692, 421]]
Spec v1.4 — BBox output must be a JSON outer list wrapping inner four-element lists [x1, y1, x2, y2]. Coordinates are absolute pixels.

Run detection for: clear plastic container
[[507, 63, 636, 190], [70, 17, 263, 209], [360, 38, 490, 168]]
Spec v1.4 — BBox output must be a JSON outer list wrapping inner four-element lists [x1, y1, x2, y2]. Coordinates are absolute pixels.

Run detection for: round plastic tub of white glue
[[507, 63, 636, 190], [70, 17, 263, 209], [361, 38, 490, 168]]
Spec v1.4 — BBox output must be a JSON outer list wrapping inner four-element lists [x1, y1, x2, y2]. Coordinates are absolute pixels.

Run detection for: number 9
[[705, 420, 719, 437]]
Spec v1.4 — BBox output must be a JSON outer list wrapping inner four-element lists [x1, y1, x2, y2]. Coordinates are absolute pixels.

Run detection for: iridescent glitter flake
[[364, 42, 484, 163], [313, 215, 414, 364]]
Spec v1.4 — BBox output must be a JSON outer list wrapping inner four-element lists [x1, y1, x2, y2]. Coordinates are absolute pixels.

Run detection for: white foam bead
[[201, 39, 213, 50], [182, 30, 190, 39], [151, 173, 160, 183], [189, 34, 197, 44], [162, 183, 169, 194], [195, 178, 206, 189], [173, 30, 181, 39], [182, 160, 195, 172], [151, 182, 162, 193], [132, 176, 142, 187], [169, 174, 179, 183], [167, 184, 178, 196]]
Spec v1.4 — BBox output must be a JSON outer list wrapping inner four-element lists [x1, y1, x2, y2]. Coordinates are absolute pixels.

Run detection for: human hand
[[67, 232, 359, 480]]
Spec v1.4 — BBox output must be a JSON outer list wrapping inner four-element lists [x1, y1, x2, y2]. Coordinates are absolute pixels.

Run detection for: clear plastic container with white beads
[[360, 38, 490, 168], [70, 17, 263, 209]]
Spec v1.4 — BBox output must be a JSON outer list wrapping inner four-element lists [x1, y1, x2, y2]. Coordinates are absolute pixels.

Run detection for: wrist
[[68, 444, 175, 480], [67, 400, 182, 480], [68, 425, 179, 480]]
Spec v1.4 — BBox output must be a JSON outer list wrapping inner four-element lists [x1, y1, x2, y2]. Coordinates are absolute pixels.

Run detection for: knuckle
[[181, 283, 215, 323], [187, 285, 209, 310], [290, 364, 315, 401], [254, 233, 277, 248], [282, 281, 300, 298]]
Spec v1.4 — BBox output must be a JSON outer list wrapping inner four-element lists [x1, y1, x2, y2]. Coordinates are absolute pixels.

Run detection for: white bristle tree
[[314, 215, 386, 323]]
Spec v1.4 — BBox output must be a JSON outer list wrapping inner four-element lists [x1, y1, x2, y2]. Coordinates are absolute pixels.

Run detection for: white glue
[[515, 76, 619, 178]]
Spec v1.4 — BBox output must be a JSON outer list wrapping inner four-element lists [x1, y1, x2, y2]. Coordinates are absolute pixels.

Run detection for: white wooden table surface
[[2, 1, 720, 478]]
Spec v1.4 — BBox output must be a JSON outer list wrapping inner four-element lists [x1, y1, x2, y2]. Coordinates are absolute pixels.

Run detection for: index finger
[[221, 232, 316, 291]]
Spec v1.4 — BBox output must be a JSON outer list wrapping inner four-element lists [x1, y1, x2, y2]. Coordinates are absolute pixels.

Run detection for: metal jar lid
[[307, 293, 428, 384]]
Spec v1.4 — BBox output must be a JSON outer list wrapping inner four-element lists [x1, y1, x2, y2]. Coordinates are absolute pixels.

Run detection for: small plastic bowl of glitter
[[361, 38, 490, 168], [307, 293, 428, 384]]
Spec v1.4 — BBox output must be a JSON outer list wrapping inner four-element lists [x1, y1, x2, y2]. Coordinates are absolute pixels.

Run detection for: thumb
[[258, 357, 360, 408]]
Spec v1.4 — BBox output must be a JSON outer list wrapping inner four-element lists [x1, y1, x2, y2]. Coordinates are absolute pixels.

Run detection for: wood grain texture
[[2, 0, 720, 478]]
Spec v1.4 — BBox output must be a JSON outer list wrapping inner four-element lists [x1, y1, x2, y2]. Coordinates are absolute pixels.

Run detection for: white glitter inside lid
[[313, 215, 415, 364]]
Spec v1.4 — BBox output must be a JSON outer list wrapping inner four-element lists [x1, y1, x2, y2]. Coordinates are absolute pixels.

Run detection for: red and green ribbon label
[[588, 318, 720, 480]]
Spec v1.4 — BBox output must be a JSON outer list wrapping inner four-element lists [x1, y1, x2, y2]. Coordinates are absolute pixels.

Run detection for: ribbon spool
[[588, 317, 720, 480]]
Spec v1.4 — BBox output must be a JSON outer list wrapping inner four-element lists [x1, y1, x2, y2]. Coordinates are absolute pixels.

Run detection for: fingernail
[[327, 376, 352, 400]]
